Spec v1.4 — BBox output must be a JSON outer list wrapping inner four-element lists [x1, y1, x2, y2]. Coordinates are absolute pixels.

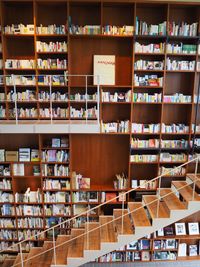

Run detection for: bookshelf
[[0, 0, 200, 265]]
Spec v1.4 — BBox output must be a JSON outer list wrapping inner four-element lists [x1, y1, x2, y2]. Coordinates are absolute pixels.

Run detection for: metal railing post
[[19, 243, 24, 267], [193, 157, 199, 200], [52, 227, 57, 265], [156, 176, 162, 218], [121, 192, 125, 234]]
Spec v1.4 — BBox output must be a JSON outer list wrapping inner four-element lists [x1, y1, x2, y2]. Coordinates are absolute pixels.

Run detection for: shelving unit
[[0, 0, 200, 265]]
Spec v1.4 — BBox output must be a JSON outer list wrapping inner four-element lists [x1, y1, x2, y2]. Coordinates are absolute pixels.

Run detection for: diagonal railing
[[0, 156, 199, 266]]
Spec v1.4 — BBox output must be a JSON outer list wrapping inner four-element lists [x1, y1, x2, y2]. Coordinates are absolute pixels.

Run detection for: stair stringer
[[51, 201, 200, 267]]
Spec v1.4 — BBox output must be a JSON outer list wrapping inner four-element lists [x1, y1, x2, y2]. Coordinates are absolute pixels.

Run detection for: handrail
[[0, 155, 199, 256], [10, 156, 200, 266]]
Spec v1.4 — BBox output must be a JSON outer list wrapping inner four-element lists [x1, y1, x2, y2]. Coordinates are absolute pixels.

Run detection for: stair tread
[[160, 188, 186, 210], [143, 195, 169, 219], [38, 241, 53, 267], [13, 253, 28, 267], [99, 216, 117, 243], [172, 181, 200, 201], [113, 209, 133, 235], [187, 174, 200, 189], [84, 222, 100, 250], [50, 236, 70, 265], [25, 247, 43, 267], [2, 258, 15, 267], [68, 229, 85, 258], [128, 202, 151, 227]]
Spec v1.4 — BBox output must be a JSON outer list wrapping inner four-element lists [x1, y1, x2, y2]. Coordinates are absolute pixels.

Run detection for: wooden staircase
[[2, 173, 200, 267]]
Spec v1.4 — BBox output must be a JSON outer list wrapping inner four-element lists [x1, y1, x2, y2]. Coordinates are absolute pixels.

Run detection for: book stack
[[133, 93, 162, 103], [166, 58, 195, 71], [102, 91, 131, 102], [163, 94, 192, 103], [131, 138, 160, 148], [102, 25, 134, 35], [135, 18, 166, 35], [37, 58, 67, 69], [168, 21, 198, 37], [6, 75, 36, 86], [134, 60, 164, 70], [101, 121, 130, 133], [167, 43, 197, 54], [5, 59, 35, 69], [132, 123, 160, 133], [160, 153, 187, 162], [69, 24, 101, 35], [4, 24, 34, 34], [70, 106, 97, 118], [7, 90, 36, 102], [130, 154, 158, 163], [135, 42, 165, 53], [134, 74, 163, 86], [38, 74, 67, 86], [162, 123, 189, 134], [36, 24, 67, 35], [36, 41, 67, 52]]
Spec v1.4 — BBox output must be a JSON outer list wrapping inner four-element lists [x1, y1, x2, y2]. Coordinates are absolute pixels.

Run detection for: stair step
[[51, 236, 70, 265], [2, 258, 15, 267], [24, 247, 43, 267], [128, 202, 151, 227], [172, 181, 200, 202], [84, 222, 100, 250], [39, 241, 53, 266], [159, 188, 186, 211], [68, 229, 85, 258], [13, 253, 28, 267], [113, 209, 133, 235], [186, 173, 200, 189], [99, 216, 117, 243], [143, 195, 169, 219]]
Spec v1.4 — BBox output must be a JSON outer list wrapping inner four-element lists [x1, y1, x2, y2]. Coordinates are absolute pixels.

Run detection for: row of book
[[71, 172, 90, 190], [43, 179, 70, 190], [135, 42, 165, 53], [102, 25, 134, 36], [131, 179, 157, 189], [130, 153, 187, 163], [38, 73, 68, 85], [134, 60, 164, 70], [7, 90, 36, 101], [72, 192, 98, 203], [167, 43, 197, 54], [46, 137, 69, 148], [163, 94, 192, 103], [17, 218, 43, 228], [37, 58, 67, 69], [18, 230, 45, 241], [70, 106, 97, 119], [0, 179, 12, 190], [70, 93, 97, 102], [69, 25, 101, 35], [168, 22, 198, 37], [41, 150, 69, 163], [0, 149, 39, 162], [159, 166, 186, 176], [39, 91, 68, 101], [134, 74, 163, 87], [36, 41, 67, 52], [102, 91, 131, 102], [44, 191, 71, 203], [0, 192, 14, 203], [36, 24, 67, 35], [0, 204, 15, 216], [41, 164, 69, 177], [101, 121, 130, 133], [44, 204, 71, 216], [130, 154, 158, 163], [4, 24, 34, 35], [9, 108, 37, 118], [0, 106, 5, 118], [166, 59, 195, 71], [0, 219, 16, 228], [0, 230, 17, 240], [16, 205, 42, 216], [15, 188, 42, 203], [0, 165, 10, 177], [5, 60, 35, 69], [133, 93, 162, 103], [113, 173, 128, 190], [39, 107, 69, 118], [135, 19, 167, 36]]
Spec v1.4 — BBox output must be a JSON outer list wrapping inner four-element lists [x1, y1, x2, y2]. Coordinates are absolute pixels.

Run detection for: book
[[93, 55, 115, 85], [19, 148, 31, 162], [52, 138, 61, 148], [175, 223, 186, 235], [188, 222, 199, 235], [0, 149, 5, 162], [105, 192, 117, 202], [31, 149, 39, 162], [13, 163, 24, 176], [189, 245, 198, 256], [164, 226, 174, 236], [178, 243, 187, 257], [80, 178, 90, 189], [141, 251, 150, 261]]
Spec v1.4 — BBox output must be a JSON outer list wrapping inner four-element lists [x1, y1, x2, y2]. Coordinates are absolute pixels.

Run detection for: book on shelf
[[132, 123, 160, 134], [135, 42, 165, 54], [0, 192, 14, 203], [12, 163, 24, 176], [168, 21, 198, 37], [134, 60, 164, 70], [164, 226, 174, 236], [36, 24, 67, 35], [0, 165, 10, 176], [69, 24, 101, 35], [45, 204, 71, 216], [73, 204, 88, 215], [16, 205, 42, 216], [175, 223, 186, 235], [102, 90, 131, 103], [102, 25, 134, 36], [141, 251, 151, 261], [36, 41, 67, 52], [52, 138, 61, 148], [103, 192, 117, 203], [19, 148, 31, 162], [188, 222, 199, 235], [135, 18, 166, 36], [5, 59, 35, 69], [17, 217, 43, 228], [5, 151, 18, 162], [166, 58, 195, 71], [31, 150, 39, 162], [0, 150, 5, 162], [178, 243, 187, 257], [0, 204, 15, 216], [71, 172, 90, 189], [167, 43, 197, 54], [160, 153, 187, 163], [4, 24, 34, 35], [134, 74, 163, 87], [113, 173, 128, 189], [42, 164, 69, 177], [189, 245, 198, 256], [127, 241, 138, 250], [93, 55, 115, 85], [102, 120, 129, 133], [42, 150, 69, 162]]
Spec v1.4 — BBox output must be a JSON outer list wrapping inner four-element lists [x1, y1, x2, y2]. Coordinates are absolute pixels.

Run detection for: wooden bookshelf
[[0, 0, 200, 264]]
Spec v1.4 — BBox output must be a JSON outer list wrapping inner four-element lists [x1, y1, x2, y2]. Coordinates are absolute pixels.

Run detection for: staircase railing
[[0, 155, 199, 266]]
